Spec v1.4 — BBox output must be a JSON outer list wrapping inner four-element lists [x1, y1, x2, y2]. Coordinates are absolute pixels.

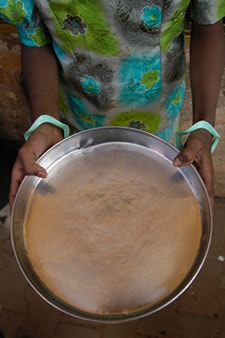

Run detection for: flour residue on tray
[[24, 143, 202, 315]]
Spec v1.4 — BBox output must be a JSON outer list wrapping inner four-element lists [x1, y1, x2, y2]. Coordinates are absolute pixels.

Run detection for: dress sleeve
[[0, 0, 51, 47], [190, 0, 225, 24]]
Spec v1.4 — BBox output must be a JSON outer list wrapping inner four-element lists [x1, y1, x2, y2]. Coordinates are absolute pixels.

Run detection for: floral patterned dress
[[0, 0, 224, 142]]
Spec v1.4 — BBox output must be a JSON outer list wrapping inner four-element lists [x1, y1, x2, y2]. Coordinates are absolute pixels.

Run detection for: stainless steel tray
[[11, 127, 212, 323]]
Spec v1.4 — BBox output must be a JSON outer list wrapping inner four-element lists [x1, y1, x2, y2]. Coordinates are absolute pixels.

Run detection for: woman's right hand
[[9, 123, 63, 210]]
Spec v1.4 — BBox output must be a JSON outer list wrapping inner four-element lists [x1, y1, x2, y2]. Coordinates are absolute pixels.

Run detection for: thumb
[[173, 146, 197, 167], [173, 129, 212, 167]]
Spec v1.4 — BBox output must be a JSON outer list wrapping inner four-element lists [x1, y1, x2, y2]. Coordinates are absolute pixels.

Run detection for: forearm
[[21, 43, 60, 122], [190, 20, 225, 125], [9, 45, 63, 208]]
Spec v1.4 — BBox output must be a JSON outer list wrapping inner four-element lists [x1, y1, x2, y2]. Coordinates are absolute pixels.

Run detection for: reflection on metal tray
[[11, 127, 212, 323]]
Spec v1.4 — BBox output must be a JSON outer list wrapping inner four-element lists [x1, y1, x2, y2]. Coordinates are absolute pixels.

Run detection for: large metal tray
[[11, 127, 212, 323]]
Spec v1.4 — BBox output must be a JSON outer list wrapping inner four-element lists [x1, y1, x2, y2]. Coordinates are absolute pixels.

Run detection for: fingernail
[[38, 171, 47, 178], [173, 157, 182, 166]]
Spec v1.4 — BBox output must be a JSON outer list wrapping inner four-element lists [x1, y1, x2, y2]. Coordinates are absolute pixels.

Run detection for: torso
[[34, 0, 188, 141]]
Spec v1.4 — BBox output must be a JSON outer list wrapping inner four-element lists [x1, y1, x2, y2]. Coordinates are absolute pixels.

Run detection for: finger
[[193, 155, 215, 213], [173, 139, 203, 167], [18, 147, 47, 176], [173, 138, 215, 213], [9, 155, 47, 211], [9, 179, 21, 212], [9, 167, 47, 211], [25, 162, 47, 177], [198, 173, 215, 214], [173, 130, 212, 167], [9, 159, 25, 210]]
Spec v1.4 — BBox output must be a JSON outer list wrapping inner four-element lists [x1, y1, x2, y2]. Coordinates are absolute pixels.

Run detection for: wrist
[[190, 128, 213, 152], [36, 122, 65, 139], [24, 114, 70, 141], [176, 120, 220, 153], [192, 128, 213, 141]]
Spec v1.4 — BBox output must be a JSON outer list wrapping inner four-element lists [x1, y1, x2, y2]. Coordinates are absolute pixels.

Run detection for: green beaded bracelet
[[176, 120, 220, 153], [24, 115, 70, 141]]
